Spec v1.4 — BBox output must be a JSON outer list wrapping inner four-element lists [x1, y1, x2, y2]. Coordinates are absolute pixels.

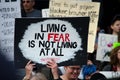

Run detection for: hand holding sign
[[46, 59, 59, 79]]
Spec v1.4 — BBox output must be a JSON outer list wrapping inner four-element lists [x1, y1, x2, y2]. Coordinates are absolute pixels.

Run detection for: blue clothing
[[82, 65, 96, 79], [26, 9, 42, 17]]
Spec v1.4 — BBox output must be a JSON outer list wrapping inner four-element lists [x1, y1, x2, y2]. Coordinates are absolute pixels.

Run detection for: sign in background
[[49, 0, 100, 53], [0, 0, 21, 61], [96, 33, 118, 61], [42, 8, 49, 17], [41, 0, 92, 17], [15, 17, 89, 68]]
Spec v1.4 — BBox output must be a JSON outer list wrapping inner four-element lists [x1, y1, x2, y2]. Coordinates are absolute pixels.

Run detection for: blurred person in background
[[103, 43, 120, 72], [21, 0, 42, 17], [82, 60, 97, 80], [108, 14, 120, 35]]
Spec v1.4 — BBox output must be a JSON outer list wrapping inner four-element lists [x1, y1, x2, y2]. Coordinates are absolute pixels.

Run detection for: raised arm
[[23, 60, 36, 80], [46, 59, 61, 80]]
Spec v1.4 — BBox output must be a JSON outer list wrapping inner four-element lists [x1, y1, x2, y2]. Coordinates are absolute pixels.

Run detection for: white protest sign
[[15, 17, 89, 65], [42, 8, 49, 17], [0, 0, 21, 61], [49, 0, 100, 53], [19, 20, 82, 64], [96, 33, 118, 61], [41, 0, 92, 18]]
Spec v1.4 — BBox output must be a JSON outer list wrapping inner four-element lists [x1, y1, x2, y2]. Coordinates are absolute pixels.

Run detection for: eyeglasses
[[22, 1, 31, 3]]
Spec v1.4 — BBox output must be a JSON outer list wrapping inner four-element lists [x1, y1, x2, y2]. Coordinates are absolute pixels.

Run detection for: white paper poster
[[96, 33, 118, 61], [0, 0, 21, 61], [42, 8, 49, 17], [15, 17, 89, 66], [49, 0, 100, 53]]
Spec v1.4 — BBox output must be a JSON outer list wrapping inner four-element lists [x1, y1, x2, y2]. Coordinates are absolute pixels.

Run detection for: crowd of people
[[20, 0, 120, 79], [1, 0, 120, 80]]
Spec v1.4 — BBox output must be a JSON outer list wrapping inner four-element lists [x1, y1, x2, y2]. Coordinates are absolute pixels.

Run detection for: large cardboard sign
[[49, 0, 100, 53], [96, 33, 118, 61], [0, 0, 21, 61], [15, 17, 89, 68], [41, 0, 91, 17]]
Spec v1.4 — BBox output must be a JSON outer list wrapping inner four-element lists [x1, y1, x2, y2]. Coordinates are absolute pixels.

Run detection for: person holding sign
[[23, 60, 47, 80], [21, 0, 42, 17], [47, 59, 81, 80]]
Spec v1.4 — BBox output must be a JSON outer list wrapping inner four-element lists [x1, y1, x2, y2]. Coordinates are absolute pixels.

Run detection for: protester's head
[[87, 60, 93, 65], [110, 46, 120, 65], [82, 60, 96, 80], [110, 15, 120, 35], [46, 58, 81, 80], [63, 65, 81, 80], [30, 73, 47, 80], [22, 0, 35, 12]]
